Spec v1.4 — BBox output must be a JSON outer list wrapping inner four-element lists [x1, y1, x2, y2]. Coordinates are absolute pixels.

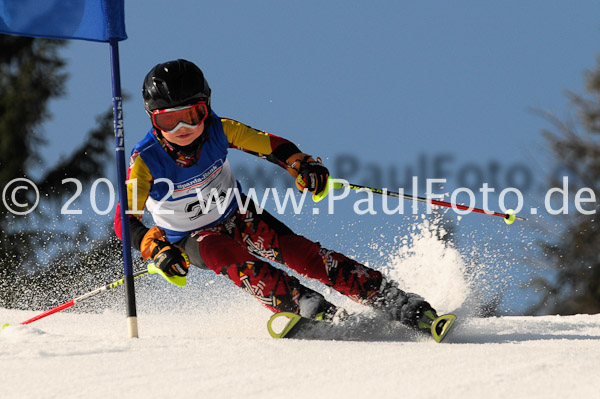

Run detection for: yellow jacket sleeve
[[126, 152, 153, 217], [221, 118, 306, 173]]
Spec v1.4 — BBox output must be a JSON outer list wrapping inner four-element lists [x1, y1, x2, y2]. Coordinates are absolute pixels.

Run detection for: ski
[[267, 312, 345, 340], [430, 314, 456, 343], [267, 311, 457, 342]]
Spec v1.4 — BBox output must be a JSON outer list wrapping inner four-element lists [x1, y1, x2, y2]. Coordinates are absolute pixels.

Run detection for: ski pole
[[313, 178, 525, 224], [2, 264, 161, 329]]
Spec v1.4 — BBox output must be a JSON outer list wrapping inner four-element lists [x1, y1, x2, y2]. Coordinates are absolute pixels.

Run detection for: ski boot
[[372, 278, 456, 342], [297, 290, 348, 324], [372, 278, 436, 331]]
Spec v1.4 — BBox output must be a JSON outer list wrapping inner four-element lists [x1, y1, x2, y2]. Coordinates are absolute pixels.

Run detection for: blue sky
[[34, 1, 600, 313], [42, 2, 600, 189]]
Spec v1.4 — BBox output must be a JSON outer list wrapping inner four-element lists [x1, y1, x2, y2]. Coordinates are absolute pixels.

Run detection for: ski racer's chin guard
[[143, 59, 211, 119]]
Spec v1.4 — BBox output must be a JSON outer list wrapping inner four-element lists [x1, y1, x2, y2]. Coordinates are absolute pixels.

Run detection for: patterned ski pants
[[181, 199, 383, 315]]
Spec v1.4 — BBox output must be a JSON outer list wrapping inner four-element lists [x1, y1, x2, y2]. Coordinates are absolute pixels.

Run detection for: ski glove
[[286, 153, 329, 195], [152, 241, 190, 277], [140, 226, 190, 277]]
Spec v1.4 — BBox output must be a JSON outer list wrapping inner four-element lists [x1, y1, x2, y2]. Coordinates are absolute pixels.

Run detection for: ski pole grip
[[147, 262, 187, 287], [313, 177, 345, 202]]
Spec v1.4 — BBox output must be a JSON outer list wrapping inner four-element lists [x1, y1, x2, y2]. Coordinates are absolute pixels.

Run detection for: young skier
[[115, 58, 440, 333]]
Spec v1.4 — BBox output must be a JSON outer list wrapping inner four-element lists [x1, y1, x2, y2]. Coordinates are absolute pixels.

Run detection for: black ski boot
[[373, 278, 438, 333], [297, 290, 348, 323]]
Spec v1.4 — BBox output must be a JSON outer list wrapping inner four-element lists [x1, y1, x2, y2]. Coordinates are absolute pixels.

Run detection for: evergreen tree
[[530, 59, 600, 315], [0, 35, 124, 309]]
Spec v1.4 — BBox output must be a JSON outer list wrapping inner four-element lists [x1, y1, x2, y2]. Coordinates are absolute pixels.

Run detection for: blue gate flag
[[0, 0, 126, 42]]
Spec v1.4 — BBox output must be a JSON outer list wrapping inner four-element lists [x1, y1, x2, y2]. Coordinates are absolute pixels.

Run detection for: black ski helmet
[[142, 59, 211, 117]]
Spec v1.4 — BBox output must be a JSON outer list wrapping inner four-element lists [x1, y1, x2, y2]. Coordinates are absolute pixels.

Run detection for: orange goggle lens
[[152, 102, 208, 132]]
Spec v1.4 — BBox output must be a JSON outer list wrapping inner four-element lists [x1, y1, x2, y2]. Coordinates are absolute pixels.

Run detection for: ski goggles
[[151, 101, 209, 133]]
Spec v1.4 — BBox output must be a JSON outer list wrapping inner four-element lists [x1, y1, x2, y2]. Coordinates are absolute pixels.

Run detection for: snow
[[1, 219, 598, 399], [1, 308, 599, 399]]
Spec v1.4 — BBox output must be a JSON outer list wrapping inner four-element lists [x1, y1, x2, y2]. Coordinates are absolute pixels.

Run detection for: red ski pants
[[183, 201, 383, 314]]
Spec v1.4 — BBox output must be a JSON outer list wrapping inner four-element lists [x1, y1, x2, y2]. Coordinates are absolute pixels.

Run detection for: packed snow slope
[[1, 218, 598, 398], [1, 308, 599, 399]]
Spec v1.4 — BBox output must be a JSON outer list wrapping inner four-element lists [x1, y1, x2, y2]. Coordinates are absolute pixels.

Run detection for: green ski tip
[[431, 314, 457, 343], [267, 312, 302, 338], [1, 323, 10, 330]]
